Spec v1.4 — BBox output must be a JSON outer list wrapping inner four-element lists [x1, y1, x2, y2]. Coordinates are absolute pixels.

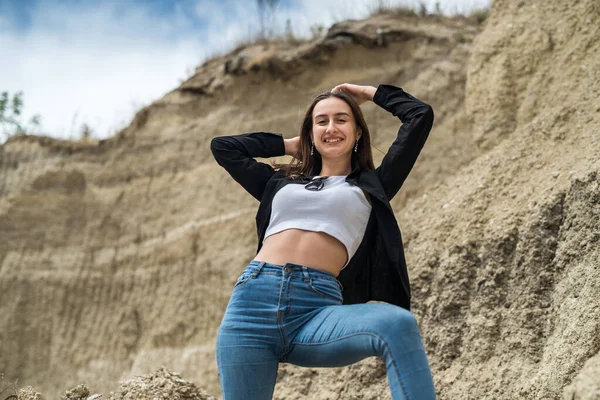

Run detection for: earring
[[354, 139, 359, 153], [311, 141, 314, 156]]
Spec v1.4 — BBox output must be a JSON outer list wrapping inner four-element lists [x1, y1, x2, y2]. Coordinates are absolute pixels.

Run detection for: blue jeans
[[216, 261, 436, 400]]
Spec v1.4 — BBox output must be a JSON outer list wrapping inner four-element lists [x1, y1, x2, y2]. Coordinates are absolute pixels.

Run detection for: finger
[[332, 83, 348, 92]]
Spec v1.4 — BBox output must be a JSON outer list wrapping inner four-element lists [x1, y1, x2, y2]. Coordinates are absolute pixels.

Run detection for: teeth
[[325, 138, 342, 143]]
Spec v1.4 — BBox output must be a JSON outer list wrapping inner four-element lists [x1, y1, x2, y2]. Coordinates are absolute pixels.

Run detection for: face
[[311, 97, 360, 160]]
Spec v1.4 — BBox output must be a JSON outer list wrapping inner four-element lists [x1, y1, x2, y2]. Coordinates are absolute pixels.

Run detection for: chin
[[320, 150, 352, 159]]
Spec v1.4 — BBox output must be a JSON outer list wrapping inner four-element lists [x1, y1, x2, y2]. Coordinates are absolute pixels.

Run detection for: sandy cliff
[[1, 0, 599, 399]]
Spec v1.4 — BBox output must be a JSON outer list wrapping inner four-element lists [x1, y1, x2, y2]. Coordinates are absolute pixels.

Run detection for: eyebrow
[[314, 112, 352, 119]]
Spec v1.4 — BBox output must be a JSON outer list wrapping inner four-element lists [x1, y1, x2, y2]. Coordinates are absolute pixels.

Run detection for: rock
[[62, 384, 90, 399], [107, 367, 216, 400], [17, 386, 42, 400]]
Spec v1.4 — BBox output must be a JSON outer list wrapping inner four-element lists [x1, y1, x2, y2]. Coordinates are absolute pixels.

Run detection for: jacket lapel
[[351, 169, 393, 213]]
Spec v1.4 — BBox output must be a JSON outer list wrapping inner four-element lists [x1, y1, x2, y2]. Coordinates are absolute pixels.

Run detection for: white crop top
[[263, 176, 372, 269]]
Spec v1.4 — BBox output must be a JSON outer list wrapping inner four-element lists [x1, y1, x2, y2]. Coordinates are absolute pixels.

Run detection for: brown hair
[[273, 90, 375, 177]]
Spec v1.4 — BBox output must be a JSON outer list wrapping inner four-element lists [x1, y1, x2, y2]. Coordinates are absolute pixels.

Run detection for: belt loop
[[251, 261, 265, 278], [302, 266, 310, 283]]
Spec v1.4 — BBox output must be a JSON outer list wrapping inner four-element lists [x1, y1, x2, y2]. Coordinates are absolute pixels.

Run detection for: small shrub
[[310, 24, 325, 40], [470, 8, 490, 24], [369, 0, 417, 17], [0, 91, 41, 141]]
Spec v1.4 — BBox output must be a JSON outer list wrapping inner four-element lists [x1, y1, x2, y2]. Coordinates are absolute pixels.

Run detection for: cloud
[[1, 0, 206, 140]]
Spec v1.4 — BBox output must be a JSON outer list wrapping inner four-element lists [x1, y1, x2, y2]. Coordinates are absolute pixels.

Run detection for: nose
[[326, 121, 337, 133]]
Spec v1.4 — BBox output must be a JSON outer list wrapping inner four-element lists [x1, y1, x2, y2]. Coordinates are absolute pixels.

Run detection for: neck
[[319, 157, 352, 176]]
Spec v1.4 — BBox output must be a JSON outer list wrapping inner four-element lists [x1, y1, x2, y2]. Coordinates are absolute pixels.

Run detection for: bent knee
[[369, 305, 419, 336]]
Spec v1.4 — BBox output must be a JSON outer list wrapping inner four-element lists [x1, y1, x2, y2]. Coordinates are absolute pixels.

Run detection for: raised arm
[[210, 132, 286, 201], [332, 83, 433, 200], [372, 84, 434, 200]]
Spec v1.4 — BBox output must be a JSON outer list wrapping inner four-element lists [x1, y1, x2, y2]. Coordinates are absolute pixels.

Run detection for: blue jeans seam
[[247, 271, 279, 276], [280, 279, 294, 359], [285, 275, 294, 317], [277, 273, 288, 352], [291, 331, 410, 400]]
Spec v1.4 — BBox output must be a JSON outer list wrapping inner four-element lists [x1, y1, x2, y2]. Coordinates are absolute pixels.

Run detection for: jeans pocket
[[308, 278, 343, 302], [233, 272, 253, 289]]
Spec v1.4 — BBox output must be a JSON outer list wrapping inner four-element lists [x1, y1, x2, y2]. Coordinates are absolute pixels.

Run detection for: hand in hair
[[332, 83, 376, 106]]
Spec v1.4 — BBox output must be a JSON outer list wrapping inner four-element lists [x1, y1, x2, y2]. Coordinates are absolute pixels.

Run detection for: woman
[[211, 83, 436, 400]]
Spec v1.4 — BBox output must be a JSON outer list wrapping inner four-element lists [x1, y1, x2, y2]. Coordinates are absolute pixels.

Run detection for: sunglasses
[[304, 176, 329, 191]]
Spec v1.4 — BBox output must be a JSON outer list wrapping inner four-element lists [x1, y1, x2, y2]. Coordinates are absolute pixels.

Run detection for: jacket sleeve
[[210, 132, 286, 201], [373, 84, 434, 201]]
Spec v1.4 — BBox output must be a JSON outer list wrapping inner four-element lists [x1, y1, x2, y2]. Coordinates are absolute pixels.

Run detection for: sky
[[1, 0, 492, 141]]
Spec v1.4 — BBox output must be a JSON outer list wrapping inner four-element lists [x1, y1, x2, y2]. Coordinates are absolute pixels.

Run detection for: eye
[[316, 120, 327, 125], [337, 119, 346, 123]]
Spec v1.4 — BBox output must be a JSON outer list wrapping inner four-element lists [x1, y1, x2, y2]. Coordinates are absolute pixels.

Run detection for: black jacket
[[210, 84, 433, 310]]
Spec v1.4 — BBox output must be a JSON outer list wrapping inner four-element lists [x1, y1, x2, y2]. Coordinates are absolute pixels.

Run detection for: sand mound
[[107, 367, 215, 400]]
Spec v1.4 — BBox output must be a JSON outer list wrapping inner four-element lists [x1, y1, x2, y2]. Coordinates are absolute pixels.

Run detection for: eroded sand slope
[[1, 0, 598, 399]]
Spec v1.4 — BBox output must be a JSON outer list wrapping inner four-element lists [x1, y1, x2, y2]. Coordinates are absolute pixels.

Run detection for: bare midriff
[[253, 229, 348, 277]]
